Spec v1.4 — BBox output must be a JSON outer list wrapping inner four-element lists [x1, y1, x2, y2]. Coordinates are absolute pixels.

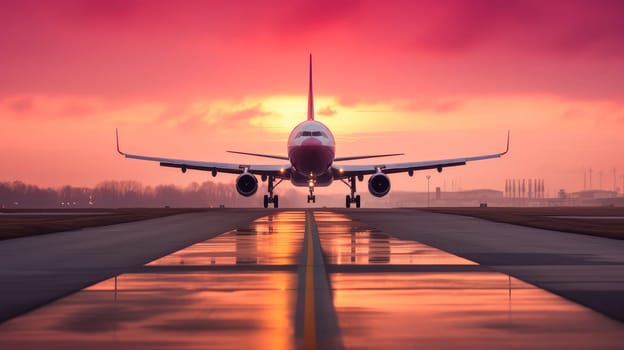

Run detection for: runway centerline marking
[[303, 212, 317, 350], [296, 211, 343, 350]]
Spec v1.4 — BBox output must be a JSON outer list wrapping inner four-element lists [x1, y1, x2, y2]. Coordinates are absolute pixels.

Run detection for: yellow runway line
[[303, 212, 316, 350], [303, 212, 317, 350]]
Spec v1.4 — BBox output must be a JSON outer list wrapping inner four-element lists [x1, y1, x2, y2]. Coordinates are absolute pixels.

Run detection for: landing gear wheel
[[263, 175, 284, 209], [342, 175, 361, 208]]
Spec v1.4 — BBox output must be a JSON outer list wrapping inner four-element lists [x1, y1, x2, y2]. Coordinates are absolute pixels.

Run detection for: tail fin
[[307, 54, 314, 121]]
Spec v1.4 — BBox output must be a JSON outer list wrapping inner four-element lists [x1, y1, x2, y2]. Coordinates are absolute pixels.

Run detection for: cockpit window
[[297, 130, 326, 138]]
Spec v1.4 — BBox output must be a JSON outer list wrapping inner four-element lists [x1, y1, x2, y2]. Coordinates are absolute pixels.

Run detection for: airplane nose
[[302, 137, 322, 146]]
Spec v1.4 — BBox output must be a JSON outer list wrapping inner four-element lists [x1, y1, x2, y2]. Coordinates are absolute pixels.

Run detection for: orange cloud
[[318, 106, 337, 117]]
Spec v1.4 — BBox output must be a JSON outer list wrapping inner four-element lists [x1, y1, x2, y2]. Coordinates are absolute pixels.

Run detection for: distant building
[[570, 190, 617, 199], [391, 189, 503, 207], [451, 189, 503, 201]]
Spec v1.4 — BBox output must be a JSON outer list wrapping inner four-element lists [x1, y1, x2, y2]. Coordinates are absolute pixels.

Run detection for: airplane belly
[[290, 171, 333, 187]]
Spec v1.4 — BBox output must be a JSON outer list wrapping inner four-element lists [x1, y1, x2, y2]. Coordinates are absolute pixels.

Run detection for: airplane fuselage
[[287, 120, 335, 187]]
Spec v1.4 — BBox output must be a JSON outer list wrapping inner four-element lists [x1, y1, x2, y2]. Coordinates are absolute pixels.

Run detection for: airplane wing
[[334, 131, 509, 177], [334, 153, 404, 161], [226, 150, 289, 160], [116, 130, 290, 177]]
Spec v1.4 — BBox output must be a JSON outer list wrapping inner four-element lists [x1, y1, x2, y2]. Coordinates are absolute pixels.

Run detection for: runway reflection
[[332, 272, 624, 350], [0, 273, 296, 350], [0, 212, 305, 350], [313, 211, 476, 265], [148, 211, 305, 266]]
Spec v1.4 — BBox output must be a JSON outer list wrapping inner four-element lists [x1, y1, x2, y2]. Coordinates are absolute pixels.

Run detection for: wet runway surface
[[0, 211, 622, 349]]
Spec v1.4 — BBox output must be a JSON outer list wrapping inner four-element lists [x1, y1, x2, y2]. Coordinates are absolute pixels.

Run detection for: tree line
[[0, 180, 262, 208]]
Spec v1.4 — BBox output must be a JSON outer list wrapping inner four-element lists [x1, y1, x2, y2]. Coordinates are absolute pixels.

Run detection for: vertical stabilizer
[[307, 54, 314, 121]]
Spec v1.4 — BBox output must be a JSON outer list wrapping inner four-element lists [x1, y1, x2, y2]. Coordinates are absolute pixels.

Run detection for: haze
[[2, 0, 623, 195]]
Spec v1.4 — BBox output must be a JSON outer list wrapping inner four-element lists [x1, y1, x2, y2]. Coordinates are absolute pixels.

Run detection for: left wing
[[334, 131, 509, 177], [116, 130, 290, 177], [334, 153, 404, 161]]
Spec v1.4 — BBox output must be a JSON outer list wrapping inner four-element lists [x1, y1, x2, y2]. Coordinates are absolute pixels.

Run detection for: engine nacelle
[[236, 173, 258, 197], [368, 173, 391, 197]]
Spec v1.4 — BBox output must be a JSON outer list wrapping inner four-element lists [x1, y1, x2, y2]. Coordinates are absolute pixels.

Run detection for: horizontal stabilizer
[[227, 150, 289, 160], [334, 153, 404, 162]]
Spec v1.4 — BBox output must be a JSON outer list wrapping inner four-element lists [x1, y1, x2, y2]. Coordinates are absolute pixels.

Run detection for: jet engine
[[236, 173, 258, 197], [368, 173, 391, 197]]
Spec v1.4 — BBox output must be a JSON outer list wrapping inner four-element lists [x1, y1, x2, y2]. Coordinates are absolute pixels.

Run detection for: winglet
[[501, 130, 510, 155], [307, 54, 314, 121], [115, 128, 125, 156]]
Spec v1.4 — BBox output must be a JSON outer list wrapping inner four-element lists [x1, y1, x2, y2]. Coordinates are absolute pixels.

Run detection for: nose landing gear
[[307, 182, 316, 203]]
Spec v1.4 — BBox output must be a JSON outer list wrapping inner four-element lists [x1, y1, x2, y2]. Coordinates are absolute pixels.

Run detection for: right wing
[[116, 130, 290, 177], [226, 150, 289, 160]]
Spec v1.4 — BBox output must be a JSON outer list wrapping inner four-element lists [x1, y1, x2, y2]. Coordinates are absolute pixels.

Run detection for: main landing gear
[[263, 175, 283, 208], [342, 176, 361, 208]]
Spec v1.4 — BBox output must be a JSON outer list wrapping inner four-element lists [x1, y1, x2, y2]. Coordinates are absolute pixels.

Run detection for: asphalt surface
[[0, 208, 622, 349], [0, 209, 266, 322], [342, 208, 624, 322]]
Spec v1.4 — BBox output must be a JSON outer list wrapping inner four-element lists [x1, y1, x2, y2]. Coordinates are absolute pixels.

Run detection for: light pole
[[599, 171, 603, 190], [426, 175, 431, 207]]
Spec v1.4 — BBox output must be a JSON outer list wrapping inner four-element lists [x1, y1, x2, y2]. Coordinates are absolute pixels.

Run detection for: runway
[[344, 209, 624, 322], [0, 209, 267, 322], [0, 209, 622, 349]]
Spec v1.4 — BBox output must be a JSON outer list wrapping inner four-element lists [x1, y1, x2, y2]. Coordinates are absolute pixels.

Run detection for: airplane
[[116, 55, 509, 208]]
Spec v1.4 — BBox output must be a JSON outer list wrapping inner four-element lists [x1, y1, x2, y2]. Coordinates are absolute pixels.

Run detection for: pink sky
[[1, 0, 623, 195]]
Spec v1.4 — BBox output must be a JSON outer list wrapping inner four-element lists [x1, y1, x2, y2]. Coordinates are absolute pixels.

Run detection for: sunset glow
[[1, 1, 623, 194]]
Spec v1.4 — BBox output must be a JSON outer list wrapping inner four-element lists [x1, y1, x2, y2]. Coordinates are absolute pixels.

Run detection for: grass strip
[[424, 207, 624, 240], [0, 208, 206, 240]]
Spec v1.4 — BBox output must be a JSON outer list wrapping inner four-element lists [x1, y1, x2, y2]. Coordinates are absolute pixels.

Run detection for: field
[[425, 207, 624, 239], [0, 208, 205, 240]]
